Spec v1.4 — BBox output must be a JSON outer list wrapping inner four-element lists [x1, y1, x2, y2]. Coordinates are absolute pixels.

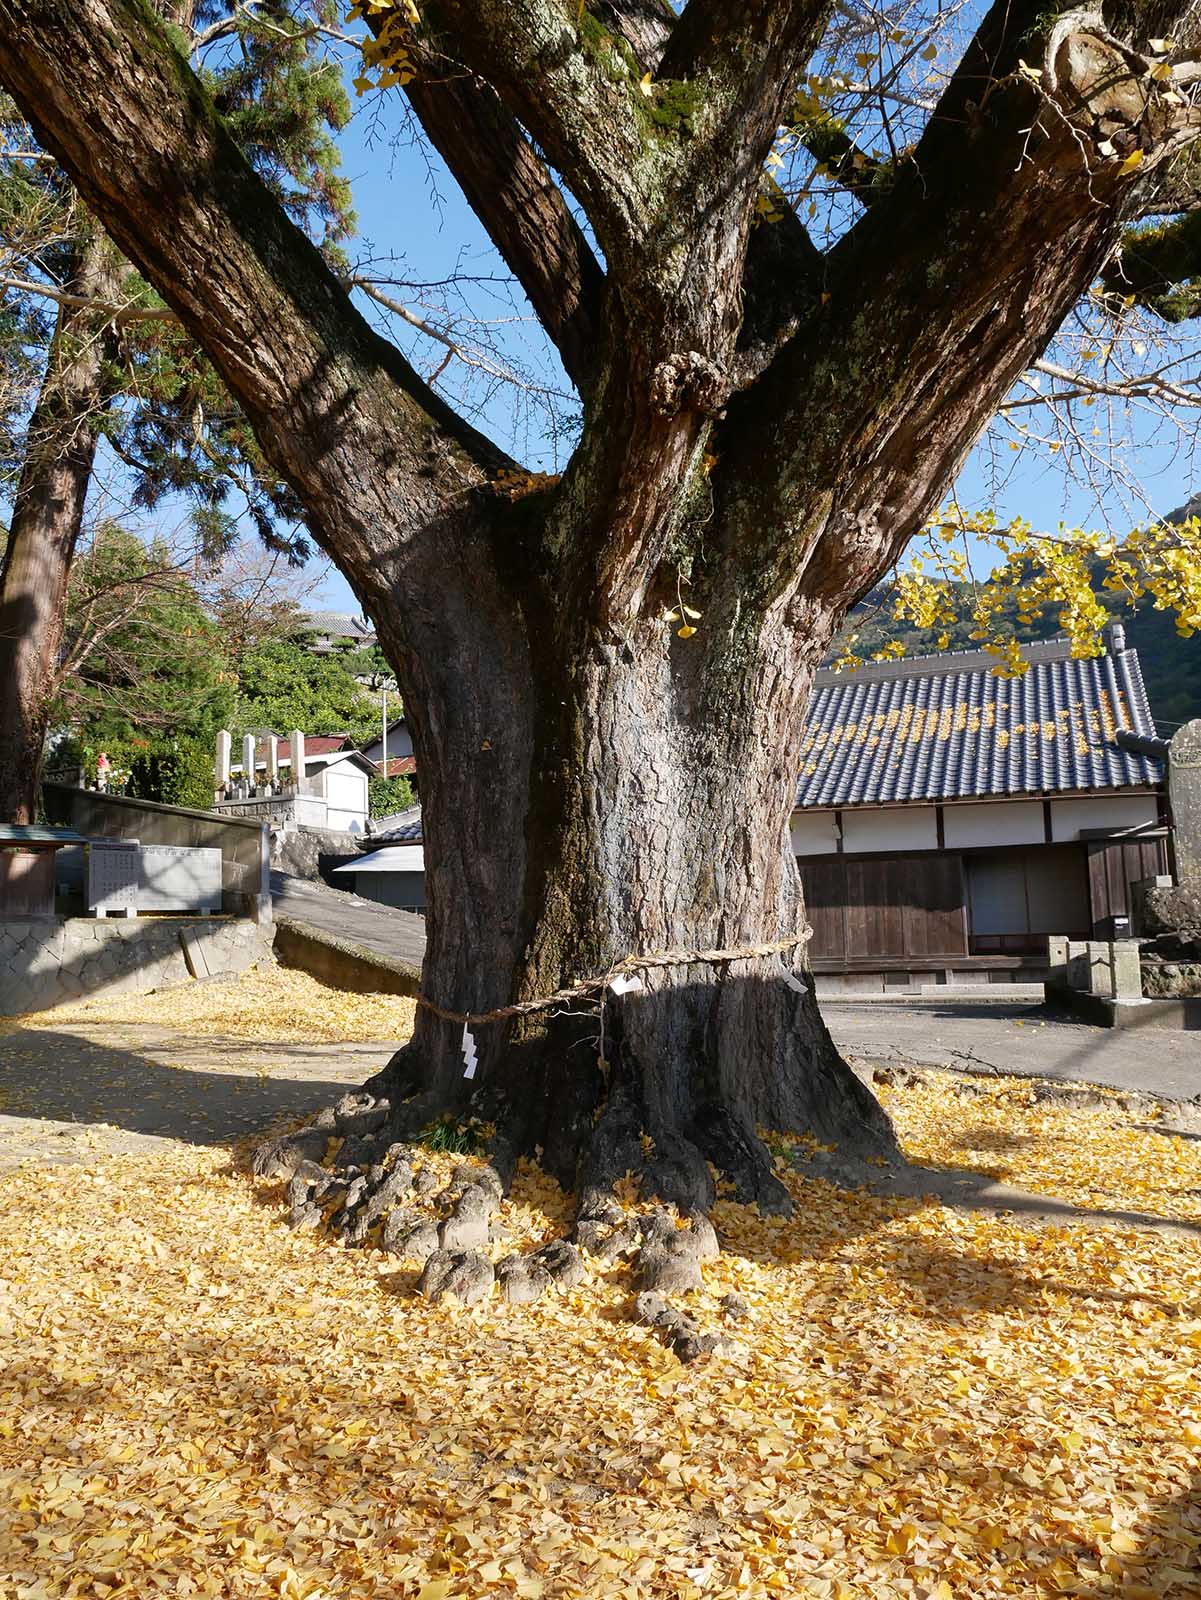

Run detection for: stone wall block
[[0, 915, 267, 1016]]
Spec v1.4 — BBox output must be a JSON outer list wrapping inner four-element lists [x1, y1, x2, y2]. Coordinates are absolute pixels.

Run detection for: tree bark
[[375, 568, 894, 1210], [0, 229, 120, 822]]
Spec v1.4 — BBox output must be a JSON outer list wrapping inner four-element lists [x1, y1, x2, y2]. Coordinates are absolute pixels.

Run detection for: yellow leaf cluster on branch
[[348, 0, 421, 95], [862, 508, 1201, 677]]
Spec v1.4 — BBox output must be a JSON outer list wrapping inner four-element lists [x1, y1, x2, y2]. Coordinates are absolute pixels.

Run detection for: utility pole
[[382, 688, 388, 779]]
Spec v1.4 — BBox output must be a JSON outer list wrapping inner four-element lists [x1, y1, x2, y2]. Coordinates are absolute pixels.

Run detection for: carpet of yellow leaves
[[2, 1076, 1200, 1599], [19, 966, 416, 1044], [879, 1076, 1201, 1225]]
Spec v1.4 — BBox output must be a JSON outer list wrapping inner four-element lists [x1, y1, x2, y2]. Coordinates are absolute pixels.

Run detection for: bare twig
[[1, 274, 175, 324]]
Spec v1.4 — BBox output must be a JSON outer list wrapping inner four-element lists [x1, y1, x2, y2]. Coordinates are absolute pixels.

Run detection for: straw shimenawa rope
[[416, 930, 814, 1028]]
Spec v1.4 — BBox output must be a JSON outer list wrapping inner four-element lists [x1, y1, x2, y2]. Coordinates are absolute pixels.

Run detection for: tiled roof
[[797, 628, 1164, 809], [357, 633, 1165, 842], [303, 735, 354, 755], [376, 756, 416, 778], [298, 611, 375, 640], [368, 805, 424, 843]]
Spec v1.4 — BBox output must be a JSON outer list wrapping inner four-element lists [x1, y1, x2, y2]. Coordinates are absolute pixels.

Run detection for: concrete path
[[826, 1000, 1201, 1102], [1, 1000, 1197, 1208], [267, 873, 1199, 1104], [0, 1020, 396, 1171]]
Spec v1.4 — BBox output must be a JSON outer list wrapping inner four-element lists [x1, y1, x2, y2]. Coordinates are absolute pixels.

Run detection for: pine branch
[[0, 0, 514, 607]]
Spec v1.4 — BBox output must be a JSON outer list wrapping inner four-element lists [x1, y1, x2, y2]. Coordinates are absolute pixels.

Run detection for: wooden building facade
[[791, 628, 1170, 994]]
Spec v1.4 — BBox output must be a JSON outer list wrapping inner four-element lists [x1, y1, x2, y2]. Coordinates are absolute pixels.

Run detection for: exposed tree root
[[633, 1293, 726, 1363], [253, 1068, 867, 1359]]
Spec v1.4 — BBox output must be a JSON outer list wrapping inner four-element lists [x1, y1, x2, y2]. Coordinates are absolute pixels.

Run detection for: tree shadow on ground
[[9, 1307, 1201, 1596], [0, 1025, 373, 1148], [942, 1125, 1038, 1154], [788, 1144, 1201, 1241], [846, 1226, 1201, 1323]]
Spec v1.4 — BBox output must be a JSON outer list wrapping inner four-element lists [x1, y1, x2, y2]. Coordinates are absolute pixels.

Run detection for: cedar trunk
[[0, 230, 119, 823]]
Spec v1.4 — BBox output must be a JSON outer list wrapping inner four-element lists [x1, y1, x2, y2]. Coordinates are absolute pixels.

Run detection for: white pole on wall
[[382, 689, 388, 778], [266, 734, 278, 787], [215, 730, 231, 795], [290, 730, 305, 795], [242, 734, 257, 796]]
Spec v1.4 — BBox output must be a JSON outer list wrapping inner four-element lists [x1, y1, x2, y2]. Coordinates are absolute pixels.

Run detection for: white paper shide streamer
[[608, 973, 644, 996], [461, 1022, 478, 1079]]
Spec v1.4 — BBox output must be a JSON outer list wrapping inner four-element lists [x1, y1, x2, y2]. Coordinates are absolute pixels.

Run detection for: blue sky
[[307, 84, 1201, 619]]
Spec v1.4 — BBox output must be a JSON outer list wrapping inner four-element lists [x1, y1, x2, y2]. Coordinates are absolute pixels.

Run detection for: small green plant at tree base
[[418, 1115, 490, 1156], [762, 1132, 797, 1164]]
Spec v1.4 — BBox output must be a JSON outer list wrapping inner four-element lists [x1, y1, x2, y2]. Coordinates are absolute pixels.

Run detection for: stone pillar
[[243, 734, 257, 796], [1066, 940, 1090, 991], [1169, 719, 1201, 881], [1110, 940, 1143, 1001], [265, 734, 279, 785], [254, 821, 272, 926], [1045, 935, 1069, 992], [1087, 940, 1111, 995], [215, 729, 231, 795], [290, 730, 305, 795]]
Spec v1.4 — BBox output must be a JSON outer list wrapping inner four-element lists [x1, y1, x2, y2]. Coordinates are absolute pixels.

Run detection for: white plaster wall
[[364, 723, 414, 763], [325, 768, 368, 833], [790, 812, 839, 856], [943, 801, 1045, 849], [1049, 794, 1159, 841], [841, 806, 938, 854]]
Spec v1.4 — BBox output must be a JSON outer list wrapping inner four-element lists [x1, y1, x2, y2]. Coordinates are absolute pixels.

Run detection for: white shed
[[303, 751, 374, 833], [333, 841, 427, 912]]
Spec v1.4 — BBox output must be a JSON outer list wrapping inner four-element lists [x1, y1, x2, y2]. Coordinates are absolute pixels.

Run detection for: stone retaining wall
[[0, 916, 272, 1016], [272, 916, 418, 997], [270, 825, 362, 882]]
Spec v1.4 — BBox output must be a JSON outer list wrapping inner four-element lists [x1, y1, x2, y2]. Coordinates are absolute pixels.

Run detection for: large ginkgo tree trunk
[[2, 0, 1199, 1210]]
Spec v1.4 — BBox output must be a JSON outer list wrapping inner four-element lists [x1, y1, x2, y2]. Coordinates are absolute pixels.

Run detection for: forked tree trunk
[[6, 0, 1192, 1225], [373, 581, 895, 1212], [0, 230, 119, 822]]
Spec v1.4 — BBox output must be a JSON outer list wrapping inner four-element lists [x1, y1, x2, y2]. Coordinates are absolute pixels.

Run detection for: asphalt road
[[824, 1000, 1201, 1102]]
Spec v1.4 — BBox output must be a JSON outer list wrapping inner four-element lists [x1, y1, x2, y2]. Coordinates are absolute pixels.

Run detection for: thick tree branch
[[0, 0, 510, 612], [419, 0, 657, 275], [415, 0, 824, 339], [400, 66, 605, 393], [592, 0, 825, 363], [594, 0, 673, 63], [1102, 209, 1201, 318], [659, 0, 832, 111], [795, 120, 888, 207], [713, 0, 1201, 614]]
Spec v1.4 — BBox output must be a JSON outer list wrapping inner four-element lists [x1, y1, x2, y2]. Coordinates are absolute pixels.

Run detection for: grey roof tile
[[367, 806, 424, 843], [797, 633, 1163, 808]]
